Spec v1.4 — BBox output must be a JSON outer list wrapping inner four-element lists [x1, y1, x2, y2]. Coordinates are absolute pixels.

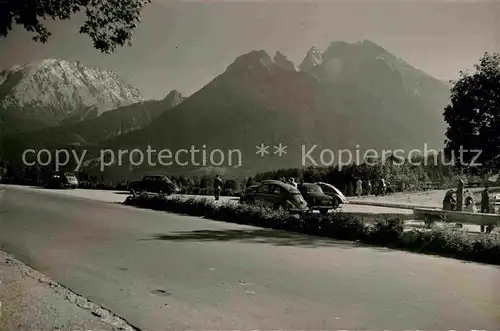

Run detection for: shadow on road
[[144, 228, 389, 250]]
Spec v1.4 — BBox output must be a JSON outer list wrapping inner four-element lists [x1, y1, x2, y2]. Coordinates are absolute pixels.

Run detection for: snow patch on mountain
[[0, 59, 144, 122], [299, 45, 323, 72]]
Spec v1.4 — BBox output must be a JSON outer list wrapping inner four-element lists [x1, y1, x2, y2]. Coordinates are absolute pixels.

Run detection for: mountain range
[[0, 59, 144, 135], [0, 40, 451, 179], [3, 90, 183, 149]]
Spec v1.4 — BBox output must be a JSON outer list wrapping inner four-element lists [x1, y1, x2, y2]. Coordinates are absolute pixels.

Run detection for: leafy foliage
[[0, 159, 6, 180], [0, 0, 151, 53], [444, 53, 500, 176]]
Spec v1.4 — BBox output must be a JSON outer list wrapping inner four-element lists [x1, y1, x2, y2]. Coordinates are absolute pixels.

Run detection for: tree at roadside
[[444, 53, 500, 177], [0, 0, 151, 53]]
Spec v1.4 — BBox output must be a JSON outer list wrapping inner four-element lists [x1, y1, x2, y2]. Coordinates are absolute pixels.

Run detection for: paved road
[[1, 185, 499, 329]]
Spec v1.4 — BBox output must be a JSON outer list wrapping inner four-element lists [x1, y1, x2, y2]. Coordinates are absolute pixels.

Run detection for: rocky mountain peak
[[358, 39, 387, 50], [274, 51, 296, 71], [299, 45, 323, 72], [227, 50, 276, 73], [162, 89, 184, 105]]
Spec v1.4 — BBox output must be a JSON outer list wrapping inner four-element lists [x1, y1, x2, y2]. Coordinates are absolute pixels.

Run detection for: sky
[[0, 0, 499, 99]]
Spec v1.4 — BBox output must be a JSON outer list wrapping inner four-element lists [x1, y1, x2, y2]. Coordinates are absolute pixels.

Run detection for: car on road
[[298, 182, 338, 214], [129, 175, 179, 194], [316, 182, 348, 208], [241, 180, 308, 212], [45, 172, 79, 189]]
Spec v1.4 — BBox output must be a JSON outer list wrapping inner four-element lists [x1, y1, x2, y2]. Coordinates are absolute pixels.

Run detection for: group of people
[[280, 177, 300, 188], [443, 186, 494, 213], [442, 185, 497, 233], [355, 178, 387, 197]]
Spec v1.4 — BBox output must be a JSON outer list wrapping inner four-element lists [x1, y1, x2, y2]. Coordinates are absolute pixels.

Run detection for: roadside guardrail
[[414, 208, 500, 226]]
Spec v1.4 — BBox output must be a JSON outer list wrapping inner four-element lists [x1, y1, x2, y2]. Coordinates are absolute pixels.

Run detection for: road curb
[[0, 250, 140, 331]]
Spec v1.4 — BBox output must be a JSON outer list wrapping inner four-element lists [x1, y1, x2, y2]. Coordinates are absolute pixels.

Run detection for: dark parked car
[[298, 182, 338, 214], [241, 180, 308, 212], [129, 175, 179, 194], [239, 184, 260, 204], [316, 182, 348, 208], [45, 172, 79, 189]]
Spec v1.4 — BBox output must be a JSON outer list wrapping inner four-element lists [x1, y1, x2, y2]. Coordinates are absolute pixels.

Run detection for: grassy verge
[[124, 193, 500, 265]]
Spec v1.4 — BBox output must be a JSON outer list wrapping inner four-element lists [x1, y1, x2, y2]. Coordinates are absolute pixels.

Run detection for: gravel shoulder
[[0, 250, 137, 331]]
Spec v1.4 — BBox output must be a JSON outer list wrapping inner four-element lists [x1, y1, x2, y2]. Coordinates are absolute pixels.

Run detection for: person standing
[[379, 178, 387, 196], [450, 192, 457, 211], [213, 174, 223, 201], [442, 190, 454, 211], [355, 178, 363, 198], [298, 178, 305, 190], [348, 180, 354, 197], [367, 180, 372, 196], [480, 185, 491, 232], [456, 179, 464, 211], [246, 176, 254, 188], [481, 186, 490, 213], [464, 195, 477, 213]]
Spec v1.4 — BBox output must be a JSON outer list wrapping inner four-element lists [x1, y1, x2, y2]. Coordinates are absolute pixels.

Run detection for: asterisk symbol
[[274, 143, 288, 157], [256, 143, 269, 157]]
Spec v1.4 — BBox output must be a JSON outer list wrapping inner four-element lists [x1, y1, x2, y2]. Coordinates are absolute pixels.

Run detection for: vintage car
[[45, 172, 79, 189], [129, 175, 179, 194], [316, 182, 348, 208], [241, 180, 308, 213], [239, 184, 261, 204], [298, 182, 338, 214]]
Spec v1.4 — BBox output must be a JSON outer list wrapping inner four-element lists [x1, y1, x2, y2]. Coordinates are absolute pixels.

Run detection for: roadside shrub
[[366, 217, 405, 246], [320, 213, 368, 241], [396, 228, 500, 264], [77, 180, 130, 191], [124, 194, 500, 265]]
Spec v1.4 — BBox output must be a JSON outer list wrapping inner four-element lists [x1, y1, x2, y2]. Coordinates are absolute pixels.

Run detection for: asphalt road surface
[[0, 185, 499, 329]]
